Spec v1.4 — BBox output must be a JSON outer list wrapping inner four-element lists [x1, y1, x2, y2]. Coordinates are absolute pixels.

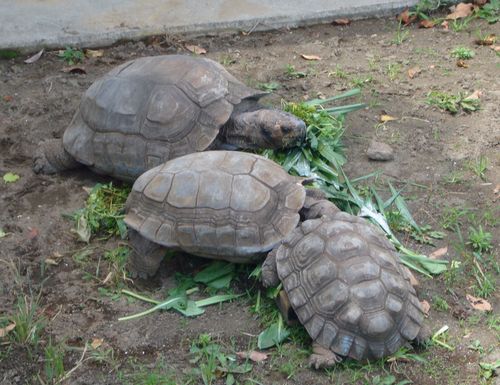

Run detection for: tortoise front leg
[[309, 343, 343, 369], [261, 248, 280, 288], [128, 229, 166, 278]]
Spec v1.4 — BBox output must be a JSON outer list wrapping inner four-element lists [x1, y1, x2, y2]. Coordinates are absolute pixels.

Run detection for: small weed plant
[[284, 64, 307, 79], [426, 91, 480, 114], [468, 226, 493, 253], [451, 47, 475, 60], [58, 47, 84, 65]]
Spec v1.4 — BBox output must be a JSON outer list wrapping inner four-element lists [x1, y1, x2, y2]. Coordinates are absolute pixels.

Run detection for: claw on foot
[[309, 343, 342, 370]]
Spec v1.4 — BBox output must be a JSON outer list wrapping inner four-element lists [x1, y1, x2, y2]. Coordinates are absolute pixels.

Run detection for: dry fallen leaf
[[102, 272, 113, 285], [91, 338, 104, 349], [420, 300, 431, 316], [490, 45, 500, 52], [407, 66, 421, 79], [185, 45, 207, 55], [494, 184, 500, 201], [398, 9, 416, 25], [45, 252, 63, 266], [457, 59, 469, 68], [0, 323, 16, 338], [85, 49, 104, 58], [464, 90, 482, 100], [429, 246, 448, 259], [380, 114, 397, 123], [466, 294, 492, 311], [301, 54, 321, 61], [441, 20, 449, 30], [236, 350, 268, 362], [419, 19, 435, 28], [24, 49, 44, 64], [446, 3, 475, 20], [475, 34, 496, 46], [333, 19, 350, 25], [3, 95, 13, 102]]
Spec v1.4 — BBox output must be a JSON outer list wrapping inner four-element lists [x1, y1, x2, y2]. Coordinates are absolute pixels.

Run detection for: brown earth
[[0, 14, 499, 385]]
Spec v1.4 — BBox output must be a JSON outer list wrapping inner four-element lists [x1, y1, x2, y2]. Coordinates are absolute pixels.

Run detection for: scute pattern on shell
[[62, 55, 263, 181], [276, 215, 424, 361], [125, 151, 305, 263]]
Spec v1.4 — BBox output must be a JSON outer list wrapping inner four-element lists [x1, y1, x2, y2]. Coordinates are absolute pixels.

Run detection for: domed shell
[[276, 215, 424, 361], [62, 55, 265, 181], [124, 151, 306, 263]]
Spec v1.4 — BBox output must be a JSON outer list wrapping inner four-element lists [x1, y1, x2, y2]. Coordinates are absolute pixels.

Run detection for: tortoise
[[124, 150, 428, 366], [261, 215, 428, 368], [33, 55, 306, 182]]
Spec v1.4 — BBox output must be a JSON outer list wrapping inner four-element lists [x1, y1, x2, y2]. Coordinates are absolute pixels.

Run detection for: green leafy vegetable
[[70, 182, 130, 242], [257, 316, 290, 349]]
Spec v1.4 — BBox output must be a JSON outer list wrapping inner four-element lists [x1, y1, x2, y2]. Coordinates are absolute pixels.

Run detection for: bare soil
[[0, 15, 499, 385]]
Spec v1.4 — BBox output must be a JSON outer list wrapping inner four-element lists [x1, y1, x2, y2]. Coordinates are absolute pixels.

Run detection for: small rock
[[367, 141, 394, 161]]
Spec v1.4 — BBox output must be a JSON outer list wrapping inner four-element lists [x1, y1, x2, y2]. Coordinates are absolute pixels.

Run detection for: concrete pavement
[[0, 0, 420, 51]]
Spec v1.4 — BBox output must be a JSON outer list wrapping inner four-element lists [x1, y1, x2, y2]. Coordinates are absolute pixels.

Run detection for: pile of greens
[[263, 89, 447, 277]]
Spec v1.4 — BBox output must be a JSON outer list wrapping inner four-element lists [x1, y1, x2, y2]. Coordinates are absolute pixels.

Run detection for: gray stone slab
[[0, 0, 420, 51]]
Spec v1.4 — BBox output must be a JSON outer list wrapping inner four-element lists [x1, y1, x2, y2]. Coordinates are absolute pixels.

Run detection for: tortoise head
[[227, 109, 306, 150]]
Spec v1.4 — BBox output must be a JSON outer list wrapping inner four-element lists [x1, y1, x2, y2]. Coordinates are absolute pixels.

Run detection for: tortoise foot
[[309, 343, 342, 370]]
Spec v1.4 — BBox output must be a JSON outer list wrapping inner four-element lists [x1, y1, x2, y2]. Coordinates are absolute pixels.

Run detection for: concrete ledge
[[1, 0, 419, 52]]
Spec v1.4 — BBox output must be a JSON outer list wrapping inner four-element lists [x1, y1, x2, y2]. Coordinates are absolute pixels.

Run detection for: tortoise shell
[[276, 214, 424, 360], [62, 55, 264, 181], [124, 151, 306, 262]]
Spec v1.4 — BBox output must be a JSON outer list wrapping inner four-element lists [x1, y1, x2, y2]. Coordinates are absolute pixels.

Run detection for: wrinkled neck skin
[[221, 104, 273, 150]]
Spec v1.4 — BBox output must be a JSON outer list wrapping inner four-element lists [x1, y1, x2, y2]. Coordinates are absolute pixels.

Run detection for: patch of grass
[[270, 345, 308, 380], [284, 64, 307, 79], [0, 49, 19, 59], [118, 358, 179, 385], [220, 55, 236, 66], [328, 65, 349, 79], [189, 333, 253, 385], [387, 210, 444, 246], [409, 0, 443, 19], [43, 340, 66, 384], [256, 82, 280, 92], [9, 294, 46, 347], [467, 226, 492, 253], [432, 295, 449, 312], [386, 63, 402, 81], [70, 182, 131, 242], [350, 75, 373, 88], [474, 0, 500, 23], [450, 17, 472, 32], [467, 156, 488, 180], [451, 47, 475, 60], [392, 21, 410, 45], [426, 90, 480, 114], [58, 46, 84, 65], [442, 170, 465, 185], [440, 207, 470, 230]]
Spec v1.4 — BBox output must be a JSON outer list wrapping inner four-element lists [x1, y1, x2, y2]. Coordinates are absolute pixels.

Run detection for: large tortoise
[[33, 55, 305, 181], [124, 151, 427, 366]]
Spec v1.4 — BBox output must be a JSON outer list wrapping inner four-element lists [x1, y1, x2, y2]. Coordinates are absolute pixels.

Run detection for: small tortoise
[[261, 215, 428, 368], [124, 150, 427, 366], [33, 55, 305, 181]]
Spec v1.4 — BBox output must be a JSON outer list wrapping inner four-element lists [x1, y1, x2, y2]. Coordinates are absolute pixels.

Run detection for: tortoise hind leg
[[33, 138, 81, 174], [309, 343, 343, 370], [128, 229, 166, 278]]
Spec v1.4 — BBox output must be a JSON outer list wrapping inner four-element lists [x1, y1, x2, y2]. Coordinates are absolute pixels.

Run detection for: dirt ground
[[1, 14, 499, 385]]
